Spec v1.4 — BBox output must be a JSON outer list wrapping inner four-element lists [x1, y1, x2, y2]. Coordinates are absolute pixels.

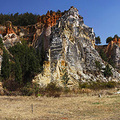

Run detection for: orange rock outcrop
[[37, 11, 62, 27], [113, 37, 120, 46], [3, 21, 15, 36], [105, 36, 120, 58]]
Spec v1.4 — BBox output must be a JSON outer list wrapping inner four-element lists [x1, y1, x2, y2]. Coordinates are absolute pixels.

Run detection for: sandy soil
[[0, 92, 120, 120]]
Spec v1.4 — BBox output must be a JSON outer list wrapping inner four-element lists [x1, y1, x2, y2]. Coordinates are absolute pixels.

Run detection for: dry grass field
[[0, 90, 120, 120]]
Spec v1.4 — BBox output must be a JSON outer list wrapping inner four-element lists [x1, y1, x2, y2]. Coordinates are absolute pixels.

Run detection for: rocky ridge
[[33, 7, 120, 88]]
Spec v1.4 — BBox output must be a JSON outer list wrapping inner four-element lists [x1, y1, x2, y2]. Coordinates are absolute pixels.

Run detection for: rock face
[[33, 7, 120, 88], [2, 21, 19, 48], [100, 36, 120, 69], [112, 44, 120, 68]]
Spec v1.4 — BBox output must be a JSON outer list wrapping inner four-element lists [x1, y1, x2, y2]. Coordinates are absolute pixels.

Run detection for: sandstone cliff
[[33, 7, 120, 88], [96, 36, 120, 69]]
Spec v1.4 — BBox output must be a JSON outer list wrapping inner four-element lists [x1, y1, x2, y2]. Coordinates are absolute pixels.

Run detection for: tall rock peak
[[33, 7, 120, 88]]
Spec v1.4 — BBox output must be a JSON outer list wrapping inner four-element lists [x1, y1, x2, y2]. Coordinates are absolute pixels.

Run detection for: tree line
[[95, 34, 120, 45], [0, 12, 39, 26]]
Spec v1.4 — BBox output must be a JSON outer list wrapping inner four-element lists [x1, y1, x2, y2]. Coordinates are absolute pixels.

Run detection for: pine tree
[[106, 37, 113, 43], [95, 36, 101, 45], [15, 57, 22, 84], [1, 49, 10, 79]]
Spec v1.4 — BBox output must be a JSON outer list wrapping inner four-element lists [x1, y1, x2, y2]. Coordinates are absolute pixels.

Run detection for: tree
[[0, 12, 39, 26], [114, 34, 119, 39], [104, 64, 113, 77], [1, 49, 10, 79], [95, 36, 101, 45], [106, 37, 113, 43], [15, 57, 22, 84], [57, 10, 61, 14]]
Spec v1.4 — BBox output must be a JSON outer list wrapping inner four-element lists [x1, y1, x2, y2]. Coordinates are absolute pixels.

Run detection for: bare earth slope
[[0, 93, 120, 120]]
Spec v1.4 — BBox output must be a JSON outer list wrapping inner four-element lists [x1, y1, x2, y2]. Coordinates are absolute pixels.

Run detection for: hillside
[[0, 6, 120, 92]]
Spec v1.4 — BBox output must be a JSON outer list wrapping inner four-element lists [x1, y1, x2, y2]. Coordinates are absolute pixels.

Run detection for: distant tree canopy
[[95, 36, 101, 45], [0, 12, 39, 26], [113, 34, 119, 39], [106, 37, 113, 43], [106, 34, 119, 43]]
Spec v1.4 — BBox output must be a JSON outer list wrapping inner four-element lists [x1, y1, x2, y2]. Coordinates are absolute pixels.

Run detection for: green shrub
[[104, 81, 116, 88], [3, 79, 19, 91], [20, 86, 34, 96], [79, 82, 90, 89], [95, 61, 102, 71], [64, 87, 70, 94], [79, 81, 117, 90], [45, 82, 62, 97], [104, 64, 113, 77]]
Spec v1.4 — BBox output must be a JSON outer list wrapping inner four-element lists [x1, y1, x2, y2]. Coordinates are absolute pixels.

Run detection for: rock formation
[[37, 11, 62, 27], [33, 7, 120, 88], [2, 21, 19, 48], [106, 37, 120, 68], [3, 21, 15, 36], [97, 36, 120, 69]]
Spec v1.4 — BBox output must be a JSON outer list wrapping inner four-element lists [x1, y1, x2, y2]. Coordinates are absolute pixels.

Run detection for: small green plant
[[61, 68, 69, 87], [92, 102, 100, 105], [95, 61, 102, 71]]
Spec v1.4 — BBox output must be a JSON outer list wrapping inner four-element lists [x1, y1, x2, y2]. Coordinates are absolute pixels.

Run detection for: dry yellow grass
[[0, 90, 120, 120]]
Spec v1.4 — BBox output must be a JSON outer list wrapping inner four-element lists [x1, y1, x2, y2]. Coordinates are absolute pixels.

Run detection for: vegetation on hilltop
[[106, 34, 119, 43], [0, 10, 66, 26], [0, 12, 39, 26]]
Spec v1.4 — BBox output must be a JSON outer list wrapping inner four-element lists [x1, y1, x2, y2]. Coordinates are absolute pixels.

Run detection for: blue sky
[[0, 0, 120, 45]]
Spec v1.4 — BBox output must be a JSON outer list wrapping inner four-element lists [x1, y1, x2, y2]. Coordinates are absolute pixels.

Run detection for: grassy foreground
[[0, 89, 120, 120]]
